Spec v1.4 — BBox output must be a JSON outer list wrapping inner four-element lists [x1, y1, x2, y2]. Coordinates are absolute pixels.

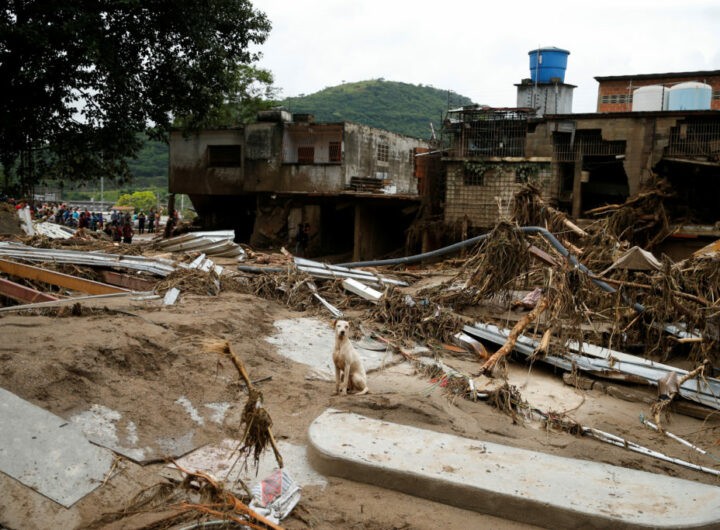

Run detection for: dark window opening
[[297, 146, 315, 164], [207, 145, 242, 167], [581, 155, 629, 212], [463, 168, 484, 186], [329, 141, 341, 162]]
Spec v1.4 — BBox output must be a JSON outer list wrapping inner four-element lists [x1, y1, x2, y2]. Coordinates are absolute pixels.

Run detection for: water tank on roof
[[528, 47, 570, 84], [667, 82, 712, 111], [632, 85, 667, 111]]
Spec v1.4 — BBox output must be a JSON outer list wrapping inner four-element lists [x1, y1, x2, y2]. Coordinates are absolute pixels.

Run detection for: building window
[[713, 90, 720, 100], [207, 145, 242, 167], [377, 143, 389, 162], [329, 141, 341, 162], [463, 167, 484, 186], [601, 95, 610, 104], [297, 146, 315, 164]]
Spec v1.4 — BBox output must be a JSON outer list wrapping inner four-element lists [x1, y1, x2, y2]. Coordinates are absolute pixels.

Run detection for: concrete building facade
[[437, 105, 720, 232], [169, 112, 429, 260]]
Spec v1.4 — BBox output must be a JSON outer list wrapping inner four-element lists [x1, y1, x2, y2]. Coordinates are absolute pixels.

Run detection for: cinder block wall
[[444, 162, 554, 227]]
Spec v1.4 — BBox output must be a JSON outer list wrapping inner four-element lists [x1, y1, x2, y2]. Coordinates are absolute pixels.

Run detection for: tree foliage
[[281, 79, 475, 140], [0, 1, 271, 195], [117, 190, 157, 213]]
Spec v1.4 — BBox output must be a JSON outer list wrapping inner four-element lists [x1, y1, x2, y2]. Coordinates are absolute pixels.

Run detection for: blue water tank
[[667, 81, 712, 111], [529, 47, 570, 84]]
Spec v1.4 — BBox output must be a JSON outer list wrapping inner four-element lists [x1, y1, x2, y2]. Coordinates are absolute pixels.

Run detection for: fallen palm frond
[[204, 340, 283, 471]]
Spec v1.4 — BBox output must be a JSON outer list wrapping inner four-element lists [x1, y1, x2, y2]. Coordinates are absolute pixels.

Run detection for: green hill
[[281, 79, 474, 139]]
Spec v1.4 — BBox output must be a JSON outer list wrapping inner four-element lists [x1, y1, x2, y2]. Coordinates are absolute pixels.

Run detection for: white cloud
[[252, 0, 720, 112]]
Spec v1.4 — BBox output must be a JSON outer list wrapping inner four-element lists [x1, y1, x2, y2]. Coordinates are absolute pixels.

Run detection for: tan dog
[[332, 320, 369, 395]]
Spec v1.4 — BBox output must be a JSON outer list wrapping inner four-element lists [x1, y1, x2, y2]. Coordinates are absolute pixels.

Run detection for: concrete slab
[[308, 409, 720, 529], [70, 401, 217, 464], [0, 387, 114, 507], [265, 317, 400, 380]]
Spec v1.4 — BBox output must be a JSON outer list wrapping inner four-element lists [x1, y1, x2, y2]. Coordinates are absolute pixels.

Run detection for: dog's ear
[[331, 319, 337, 328]]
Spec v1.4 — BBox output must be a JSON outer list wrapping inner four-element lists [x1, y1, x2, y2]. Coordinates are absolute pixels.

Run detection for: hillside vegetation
[[281, 79, 474, 139]]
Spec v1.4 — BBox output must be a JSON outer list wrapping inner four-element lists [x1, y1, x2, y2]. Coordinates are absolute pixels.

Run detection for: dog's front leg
[[334, 365, 343, 395], [341, 363, 351, 395]]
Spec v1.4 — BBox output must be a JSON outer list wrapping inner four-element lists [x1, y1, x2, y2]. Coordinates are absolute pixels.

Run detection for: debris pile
[[2, 188, 720, 529]]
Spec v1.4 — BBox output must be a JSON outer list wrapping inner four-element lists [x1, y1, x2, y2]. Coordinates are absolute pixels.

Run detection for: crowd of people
[[3, 198, 162, 245]]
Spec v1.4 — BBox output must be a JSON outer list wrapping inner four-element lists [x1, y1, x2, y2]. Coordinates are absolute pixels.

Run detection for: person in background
[[122, 218, 133, 244], [147, 210, 156, 233], [137, 210, 146, 234]]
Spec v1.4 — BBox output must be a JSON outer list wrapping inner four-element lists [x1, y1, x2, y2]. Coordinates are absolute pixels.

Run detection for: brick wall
[[596, 74, 720, 112], [444, 161, 554, 227]]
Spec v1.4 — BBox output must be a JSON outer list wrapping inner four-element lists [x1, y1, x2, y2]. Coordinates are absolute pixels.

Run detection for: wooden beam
[[0, 259, 128, 295], [0, 278, 59, 304], [100, 270, 157, 292]]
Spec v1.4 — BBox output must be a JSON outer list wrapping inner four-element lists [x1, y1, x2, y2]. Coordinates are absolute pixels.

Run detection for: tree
[[0, 1, 271, 196], [174, 64, 279, 128], [117, 190, 157, 213]]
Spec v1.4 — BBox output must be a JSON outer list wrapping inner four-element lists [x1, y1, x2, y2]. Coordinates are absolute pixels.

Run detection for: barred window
[[297, 146, 315, 164], [329, 141, 341, 162], [377, 143, 389, 162]]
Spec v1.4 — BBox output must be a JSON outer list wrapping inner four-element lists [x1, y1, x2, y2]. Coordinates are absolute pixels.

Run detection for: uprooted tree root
[[204, 340, 283, 471]]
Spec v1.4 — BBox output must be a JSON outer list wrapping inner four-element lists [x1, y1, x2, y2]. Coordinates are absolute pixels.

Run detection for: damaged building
[[169, 111, 429, 260], [429, 52, 720, 254]]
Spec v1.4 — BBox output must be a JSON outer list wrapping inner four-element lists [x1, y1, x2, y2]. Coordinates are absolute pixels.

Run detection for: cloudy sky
[[251, 0, 719, 113]]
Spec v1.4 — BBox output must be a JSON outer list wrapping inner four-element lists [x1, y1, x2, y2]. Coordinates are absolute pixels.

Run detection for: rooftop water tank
[[667, 81, 712, 111], [529, 47, 570, 84], [632, 85, 666, 111]]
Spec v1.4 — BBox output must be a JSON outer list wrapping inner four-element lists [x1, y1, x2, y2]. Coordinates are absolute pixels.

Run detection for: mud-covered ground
[[1, 285, 719, 529]]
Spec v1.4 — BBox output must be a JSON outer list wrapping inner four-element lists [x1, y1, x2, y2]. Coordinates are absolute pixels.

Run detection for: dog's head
[[334, 319, 351, 340]]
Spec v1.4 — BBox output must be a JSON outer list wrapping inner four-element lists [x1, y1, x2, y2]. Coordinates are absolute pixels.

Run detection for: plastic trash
[[248, 468, 301, 522]]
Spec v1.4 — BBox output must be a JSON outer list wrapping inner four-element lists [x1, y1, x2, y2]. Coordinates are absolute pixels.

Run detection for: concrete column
[[305, 204, 322, 256], [571, 155, 583, 219], [353, 204, 378, 261]]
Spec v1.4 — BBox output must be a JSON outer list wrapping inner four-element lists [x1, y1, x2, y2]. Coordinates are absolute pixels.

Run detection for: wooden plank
[[0, 277, 59, 303], [0, 258, 127, 295], [100, 270, 157, 291]]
